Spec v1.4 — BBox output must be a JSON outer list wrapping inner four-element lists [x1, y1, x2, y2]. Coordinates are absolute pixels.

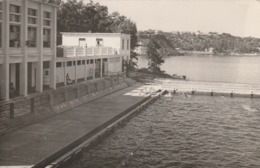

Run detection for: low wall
[[0, 76, 136, 136]]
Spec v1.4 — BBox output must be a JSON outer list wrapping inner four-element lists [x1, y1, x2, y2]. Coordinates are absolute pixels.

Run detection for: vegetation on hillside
[[139, 30, 260, 54], [138, 34, 182, 56]]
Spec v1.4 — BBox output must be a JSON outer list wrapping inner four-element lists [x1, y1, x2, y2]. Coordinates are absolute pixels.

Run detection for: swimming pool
[[66, 95, 260, 168]]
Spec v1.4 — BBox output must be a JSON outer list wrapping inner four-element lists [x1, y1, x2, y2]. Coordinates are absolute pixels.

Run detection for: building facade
[[55, 33, 130, 86], [0, 0, 57, 101]]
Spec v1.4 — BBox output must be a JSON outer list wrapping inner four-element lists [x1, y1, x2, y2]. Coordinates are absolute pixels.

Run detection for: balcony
[[62, 47, 117, 58]]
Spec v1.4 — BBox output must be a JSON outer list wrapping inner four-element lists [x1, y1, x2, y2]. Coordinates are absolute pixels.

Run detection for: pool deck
[[0, 83, 151, 167]]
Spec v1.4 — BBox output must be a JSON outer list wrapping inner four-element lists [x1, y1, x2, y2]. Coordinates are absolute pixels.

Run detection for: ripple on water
[[66, 95, 260, 168]]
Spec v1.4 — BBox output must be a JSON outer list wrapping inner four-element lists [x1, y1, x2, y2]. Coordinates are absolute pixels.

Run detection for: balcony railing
[[63, 47, 116, 58]]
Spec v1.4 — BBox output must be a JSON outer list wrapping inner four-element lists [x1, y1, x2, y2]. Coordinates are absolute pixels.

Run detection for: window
[[43, 28, 50, 48], [43, 11, 51, 19], [96, 38, 103, 46], [10, 25, 20, 47], [122, 39, 124, 50], [56, 62, 62, 68], [87, 60, 89, 64], [28, 27, 37, 47], [10, 4, 20, 13], [10, 5, 21, 23], [28, 8, 37, 25], [28, 8, 37, 16], [43, 20, 50, 26], [67, 61, 72, 67], [77, 60, 81, 65], [0, 2, 2, 21], [90, 60, 93, 64], [0, 4, 2, 48], [127, 40, 129, 50], [82, 60, 85, 65], [0, 23, 1, 48], [43, 11, 51, 26]]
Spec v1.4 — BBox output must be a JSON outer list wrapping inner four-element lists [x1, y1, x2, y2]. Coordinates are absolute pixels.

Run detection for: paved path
[[0, 84, 148, 167]]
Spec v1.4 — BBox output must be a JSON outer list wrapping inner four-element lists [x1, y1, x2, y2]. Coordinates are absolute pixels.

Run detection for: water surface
[[137, 55, 260, 84], [66, 95, 260, 168]]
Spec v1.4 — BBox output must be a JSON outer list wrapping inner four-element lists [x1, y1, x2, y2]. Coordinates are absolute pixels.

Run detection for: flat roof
[[61, 32, 130, 37]]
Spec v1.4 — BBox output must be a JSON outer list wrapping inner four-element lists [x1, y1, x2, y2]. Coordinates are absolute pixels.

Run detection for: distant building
[[55, 33, 130, 86], [0, 0, 58, 101]]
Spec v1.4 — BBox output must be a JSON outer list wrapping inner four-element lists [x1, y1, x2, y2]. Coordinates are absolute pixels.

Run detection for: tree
[[146, 36, 165, 74]]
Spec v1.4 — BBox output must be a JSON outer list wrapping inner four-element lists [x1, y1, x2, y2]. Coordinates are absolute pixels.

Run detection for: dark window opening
[[28, 27, 37, 47], [10, 25, 20, 47], [56, 62, 62, 68]]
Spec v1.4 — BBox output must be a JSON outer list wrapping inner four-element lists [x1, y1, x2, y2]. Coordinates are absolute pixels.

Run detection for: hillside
[[139, 30, 260, 54], [138, 34, 183, 56]]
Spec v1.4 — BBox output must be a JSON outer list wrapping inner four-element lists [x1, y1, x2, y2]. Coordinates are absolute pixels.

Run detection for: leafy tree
[[146, 36, 165, 74]]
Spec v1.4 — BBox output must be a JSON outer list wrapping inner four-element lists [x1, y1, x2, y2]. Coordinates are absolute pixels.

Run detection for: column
[[93, 59, 95, 79], [1, 0, 10, 100], [49, 6, 57, 89], [100, 58, 103, 78], [20, 0, 28, 96], [64, 61, 67, 85], [36, 3, 43, 92], [84, 59, 87, 81], [74, 61, 77, 83]]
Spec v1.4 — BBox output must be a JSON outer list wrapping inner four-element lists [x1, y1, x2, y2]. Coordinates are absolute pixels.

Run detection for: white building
[[55, 33, 131, 86], [0, 0, 57, 101]]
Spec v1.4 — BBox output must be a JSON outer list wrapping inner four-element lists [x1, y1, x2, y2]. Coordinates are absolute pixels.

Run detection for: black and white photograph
[[0, 0, 260, 167]]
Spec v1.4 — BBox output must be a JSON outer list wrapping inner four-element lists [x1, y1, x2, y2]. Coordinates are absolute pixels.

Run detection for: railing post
[[76, 87, 80, 98], [49, 93, 54, 106], [10, 102, 14, 119], [31, 97, 35, 113], [65, 89, 69, 102]]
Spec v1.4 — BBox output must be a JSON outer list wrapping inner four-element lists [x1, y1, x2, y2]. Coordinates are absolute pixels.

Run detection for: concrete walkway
[[0, 84, 149, 167]]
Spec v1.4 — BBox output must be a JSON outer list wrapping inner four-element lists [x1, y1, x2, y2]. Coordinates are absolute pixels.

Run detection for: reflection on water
[[66, 96, 260, 168], [137, 55, 260, 84]]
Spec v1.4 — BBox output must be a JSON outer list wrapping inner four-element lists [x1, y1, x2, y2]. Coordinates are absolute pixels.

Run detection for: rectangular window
[[28, 8, 37, 16], [10, 25, 20, 47], [122, 39, 124, 50], [67, 61, 72, 67], [127, 40, 129, 50], [77, 60, 81, 65], [43, 20, 50, 26], [0, 23, 1, 48], [82, 60, 85, 65], [43, 28, 51, 48], [0, 2, 2, 10], [90, 60, 93, 64], [10, 5, 20, 14], [43, 11, 51, 19], [10, 5, 21, 23], [28, 17, 37, 24], [56, 62, 62, 68], [28, 8, 37, 25], [28, 27, 37, 47], [87, 60, 89, 64], [10, 14, 20, 22]]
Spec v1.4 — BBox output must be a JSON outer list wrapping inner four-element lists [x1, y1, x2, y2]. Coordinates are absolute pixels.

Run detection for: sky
[[83, 0, 260, 38]]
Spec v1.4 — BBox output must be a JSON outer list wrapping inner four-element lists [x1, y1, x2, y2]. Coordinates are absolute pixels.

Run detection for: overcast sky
[[84, 0, 260, 38]]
